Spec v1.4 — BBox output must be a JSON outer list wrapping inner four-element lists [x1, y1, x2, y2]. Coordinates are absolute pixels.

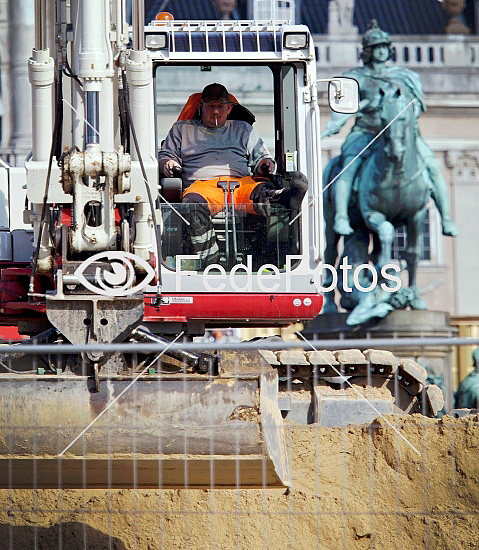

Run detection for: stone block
[[313, 387, 393, 427], [363, 349, 399, 372], [426, 384, 445, 416], [275, 350, 309, 366], [305, 350, 338, 366], [259, 349, 280, 366], [399, 359, 427, 385], [334, 349, 368, 365]]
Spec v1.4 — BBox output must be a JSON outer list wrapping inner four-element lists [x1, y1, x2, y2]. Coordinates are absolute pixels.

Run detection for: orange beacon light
[[155, 12, 174, 21]]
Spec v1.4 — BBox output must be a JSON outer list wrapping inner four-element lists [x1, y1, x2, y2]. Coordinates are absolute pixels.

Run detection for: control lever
[[217, 180, 240, 265], [217, 181, 231, 263], [160, 164, 183, 203], [228, 181, 240, 263]]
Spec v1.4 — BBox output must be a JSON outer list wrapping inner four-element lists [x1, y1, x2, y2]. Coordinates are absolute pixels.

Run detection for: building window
[[392, 209, 431, 262]]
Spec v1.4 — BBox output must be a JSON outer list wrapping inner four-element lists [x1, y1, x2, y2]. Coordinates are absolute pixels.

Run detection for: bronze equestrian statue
[[321, 21, 458, 324]]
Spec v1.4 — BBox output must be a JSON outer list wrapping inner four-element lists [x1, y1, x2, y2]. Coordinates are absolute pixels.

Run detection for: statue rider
[[321, 20, 458, 238]]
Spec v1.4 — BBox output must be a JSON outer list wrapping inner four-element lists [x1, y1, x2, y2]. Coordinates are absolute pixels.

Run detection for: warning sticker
[[161, 296, 194, 305]]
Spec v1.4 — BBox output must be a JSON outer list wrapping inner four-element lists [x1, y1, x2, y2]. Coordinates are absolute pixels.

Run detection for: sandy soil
[[0, 414, 478, 549]]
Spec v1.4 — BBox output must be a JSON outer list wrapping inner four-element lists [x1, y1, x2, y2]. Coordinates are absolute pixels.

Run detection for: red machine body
[[0, 267, 323, 338]]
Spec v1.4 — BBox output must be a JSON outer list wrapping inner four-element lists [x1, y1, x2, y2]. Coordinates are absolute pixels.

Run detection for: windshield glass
[[161, 202, 301, 273], [155, 64, 275, 151], [155, 63, 302, 274]]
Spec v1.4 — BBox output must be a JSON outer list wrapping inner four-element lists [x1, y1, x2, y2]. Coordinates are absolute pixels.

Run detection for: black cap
[[201, 83, 229, 104]]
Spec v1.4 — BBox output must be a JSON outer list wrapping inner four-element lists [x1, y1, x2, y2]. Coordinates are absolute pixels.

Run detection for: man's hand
[[160, 159, 182, 178], [256, 158, 275, 176]]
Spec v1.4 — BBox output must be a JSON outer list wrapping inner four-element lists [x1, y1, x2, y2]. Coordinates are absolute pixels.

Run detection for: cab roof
[[144, 20, 314, 62]]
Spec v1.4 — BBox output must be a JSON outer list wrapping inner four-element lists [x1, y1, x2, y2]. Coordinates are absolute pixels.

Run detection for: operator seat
[[177, 92, 256, 126]]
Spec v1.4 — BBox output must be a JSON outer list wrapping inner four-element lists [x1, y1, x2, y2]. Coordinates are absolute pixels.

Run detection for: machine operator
[[158, 83, 306, 267]]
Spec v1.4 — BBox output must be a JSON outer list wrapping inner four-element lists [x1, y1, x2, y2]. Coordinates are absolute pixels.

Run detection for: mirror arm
[[315, 78, 343, 99]]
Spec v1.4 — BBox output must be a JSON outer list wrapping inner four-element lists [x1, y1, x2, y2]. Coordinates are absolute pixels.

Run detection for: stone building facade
[[0, 0, 34, 166]]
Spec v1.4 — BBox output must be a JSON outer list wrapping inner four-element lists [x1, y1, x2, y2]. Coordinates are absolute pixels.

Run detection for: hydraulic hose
[[122, 72, 163, 294], [29, 71, 63, 294]]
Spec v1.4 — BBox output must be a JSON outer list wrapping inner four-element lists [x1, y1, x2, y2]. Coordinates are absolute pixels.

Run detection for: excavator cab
[[156, 67, 303, 275], [149, 35, 325, 317]]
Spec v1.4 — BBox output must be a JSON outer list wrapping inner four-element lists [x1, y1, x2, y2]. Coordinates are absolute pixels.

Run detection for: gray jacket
[[158, 119, 274, 186]]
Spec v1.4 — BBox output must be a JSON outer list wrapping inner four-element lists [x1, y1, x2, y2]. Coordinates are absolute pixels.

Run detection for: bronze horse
[[322, 87, 430, 322]]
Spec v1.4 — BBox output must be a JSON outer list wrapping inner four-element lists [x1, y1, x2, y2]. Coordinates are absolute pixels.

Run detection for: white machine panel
[[0, 169, 9, 229], [9, 167, 31, 230], [12, 229, 34, 262]]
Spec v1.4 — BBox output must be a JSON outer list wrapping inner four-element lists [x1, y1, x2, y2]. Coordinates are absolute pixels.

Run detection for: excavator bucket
[[0, 361, 290, 489], [0, 340, 444, 490], [0, 298, 294, 490]]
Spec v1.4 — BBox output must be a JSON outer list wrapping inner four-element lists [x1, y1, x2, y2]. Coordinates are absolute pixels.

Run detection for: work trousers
[[182, 176, 280, 265]]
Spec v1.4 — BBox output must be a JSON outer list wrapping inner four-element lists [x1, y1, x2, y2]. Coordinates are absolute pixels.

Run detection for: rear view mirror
[[328, 77, 359, 114]]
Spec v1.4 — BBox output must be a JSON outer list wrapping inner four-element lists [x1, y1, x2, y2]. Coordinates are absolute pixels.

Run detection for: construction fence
[[0, 336, 477, 549]]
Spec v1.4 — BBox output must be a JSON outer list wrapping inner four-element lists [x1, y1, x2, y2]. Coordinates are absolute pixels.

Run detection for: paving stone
[[275, 350, 309, 366], [305, 350, 338, 366]]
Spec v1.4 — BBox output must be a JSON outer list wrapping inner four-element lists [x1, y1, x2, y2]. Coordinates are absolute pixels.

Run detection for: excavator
[[0, 1, 442, 489]]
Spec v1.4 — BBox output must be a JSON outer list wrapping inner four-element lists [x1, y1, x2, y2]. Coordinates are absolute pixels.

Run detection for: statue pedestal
[[303, 310, 458, 411]]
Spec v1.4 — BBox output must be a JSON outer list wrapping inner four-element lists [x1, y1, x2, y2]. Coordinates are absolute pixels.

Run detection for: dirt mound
[[1, 414, 478, 549]]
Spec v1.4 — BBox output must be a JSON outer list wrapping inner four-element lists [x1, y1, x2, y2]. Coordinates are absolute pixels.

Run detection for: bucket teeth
[[259, 347, 443, 417]]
